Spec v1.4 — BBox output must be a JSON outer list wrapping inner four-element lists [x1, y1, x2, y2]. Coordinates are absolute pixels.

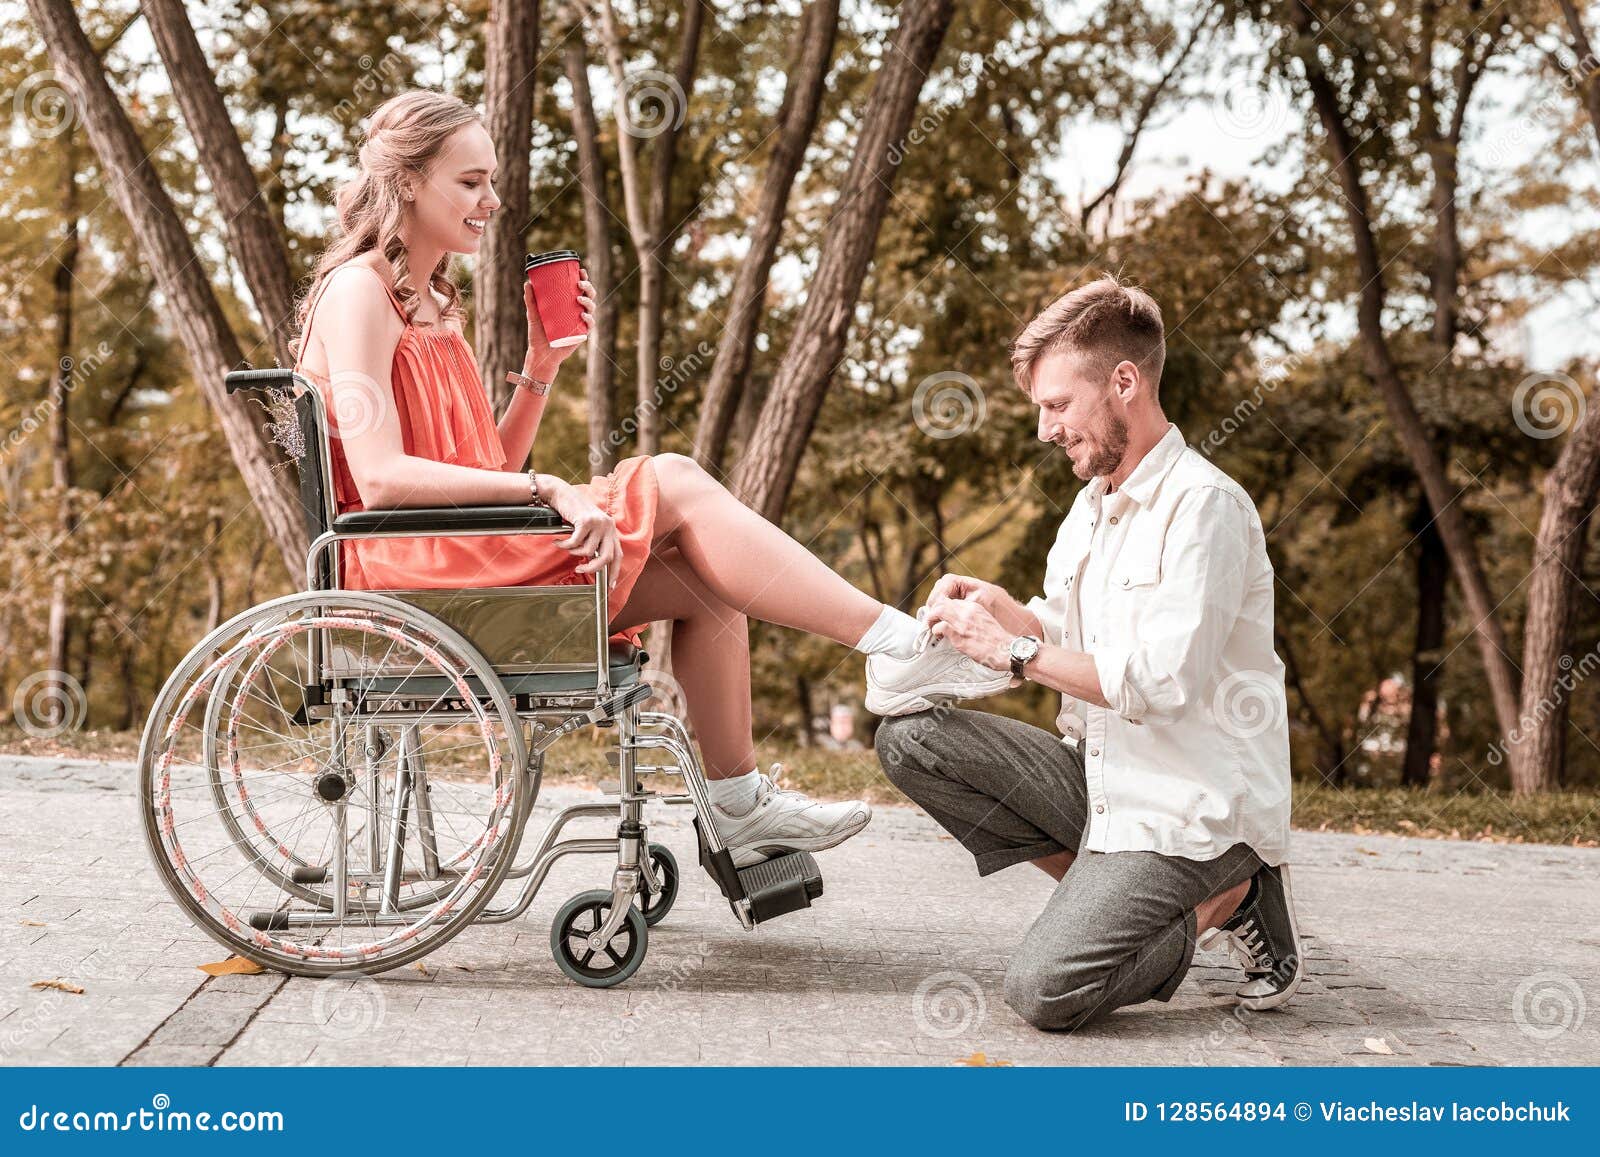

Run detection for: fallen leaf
[[31, 978, 85, 994], [197, 956, 264, 976], [19, 919, 46, 927], [1363, 1037, 1394, 1055], [958, 1051, 1012, 1067], [412, 963, 430, 976], [1355, 847, 1381, 856]]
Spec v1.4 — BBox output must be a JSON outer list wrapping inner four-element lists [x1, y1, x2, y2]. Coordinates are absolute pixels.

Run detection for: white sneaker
[[864, 610, 1012, 716], [709, 765, 871, 869]]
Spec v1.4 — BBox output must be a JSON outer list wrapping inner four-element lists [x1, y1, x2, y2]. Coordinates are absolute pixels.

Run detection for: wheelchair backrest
[[224, 368, 340, 569]]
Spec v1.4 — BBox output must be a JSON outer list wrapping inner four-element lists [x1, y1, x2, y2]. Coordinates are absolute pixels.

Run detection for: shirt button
[[1095, 804, 1105, 814], [1108, 515, 1119, 525], [1089, 747, 1100, 757]]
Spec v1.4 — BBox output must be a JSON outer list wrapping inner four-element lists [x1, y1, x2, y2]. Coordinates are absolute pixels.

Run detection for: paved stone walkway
[[1, 755, 1595, 1066]]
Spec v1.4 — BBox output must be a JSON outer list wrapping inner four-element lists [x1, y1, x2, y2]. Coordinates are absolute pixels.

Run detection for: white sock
[[706, 767, 761, 815], [853, 604, 922, 660]]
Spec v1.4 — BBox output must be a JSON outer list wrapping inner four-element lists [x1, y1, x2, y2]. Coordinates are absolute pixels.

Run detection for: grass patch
[[4, 727, 1595, 846]]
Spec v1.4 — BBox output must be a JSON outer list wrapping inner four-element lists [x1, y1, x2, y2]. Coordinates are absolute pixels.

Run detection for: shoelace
[[1217, 918, 1271, 974], [757, 763, 807, 804]]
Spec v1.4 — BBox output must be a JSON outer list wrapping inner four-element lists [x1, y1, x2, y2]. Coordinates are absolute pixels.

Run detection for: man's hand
[[925, 592, 1015, 672], [926, 574, 1036, 638]]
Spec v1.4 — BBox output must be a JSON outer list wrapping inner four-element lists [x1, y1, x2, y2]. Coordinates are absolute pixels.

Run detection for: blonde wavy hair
[[292, 91, 482, 356]]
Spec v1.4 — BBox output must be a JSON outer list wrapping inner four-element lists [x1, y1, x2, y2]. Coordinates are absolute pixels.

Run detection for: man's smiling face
[[1030, 348, 1132, 481]]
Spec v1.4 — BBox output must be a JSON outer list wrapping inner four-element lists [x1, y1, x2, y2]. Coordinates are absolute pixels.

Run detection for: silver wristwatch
[[1009, 634, 1042, 679]]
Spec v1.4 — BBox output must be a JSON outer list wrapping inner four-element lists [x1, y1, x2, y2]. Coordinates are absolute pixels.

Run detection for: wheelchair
[[138, 369, 825, 986]]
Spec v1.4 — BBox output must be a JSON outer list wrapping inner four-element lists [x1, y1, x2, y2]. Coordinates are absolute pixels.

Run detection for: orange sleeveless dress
[[294, 264, 659, 642]]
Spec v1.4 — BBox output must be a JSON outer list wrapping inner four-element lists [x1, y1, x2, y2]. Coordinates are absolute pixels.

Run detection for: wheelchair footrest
[[693, 817, 822, 925], [738, 851, 824, 924]]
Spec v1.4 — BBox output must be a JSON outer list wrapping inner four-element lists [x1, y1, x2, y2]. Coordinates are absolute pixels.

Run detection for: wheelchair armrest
[[332, 506, 570, 534], [225, 368, 298, 393]]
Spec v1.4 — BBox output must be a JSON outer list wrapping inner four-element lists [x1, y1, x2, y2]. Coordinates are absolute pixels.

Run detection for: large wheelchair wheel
[[139, 590, 530, 977]]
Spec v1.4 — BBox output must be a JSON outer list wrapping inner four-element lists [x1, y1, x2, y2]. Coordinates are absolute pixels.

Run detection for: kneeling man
[[869, 277, 1300, 1032]]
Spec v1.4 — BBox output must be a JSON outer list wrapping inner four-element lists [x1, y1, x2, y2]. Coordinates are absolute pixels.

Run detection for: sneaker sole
[[727, 810, 871, 869], [866, 675, 1011, 717]]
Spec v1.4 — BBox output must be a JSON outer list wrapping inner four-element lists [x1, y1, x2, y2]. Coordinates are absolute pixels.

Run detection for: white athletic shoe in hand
[[864, 608, 1012, 717]]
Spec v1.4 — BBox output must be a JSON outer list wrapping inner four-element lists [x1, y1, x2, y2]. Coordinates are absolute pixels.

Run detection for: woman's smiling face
[[408, 122, 501, 254]]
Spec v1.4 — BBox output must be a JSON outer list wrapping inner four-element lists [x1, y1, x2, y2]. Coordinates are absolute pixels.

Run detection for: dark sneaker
[[1203, 863, 1305, 1010]]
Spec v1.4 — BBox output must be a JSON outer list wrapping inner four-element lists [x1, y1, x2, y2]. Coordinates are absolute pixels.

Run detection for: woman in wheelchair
[[289, 90, 934, 871]]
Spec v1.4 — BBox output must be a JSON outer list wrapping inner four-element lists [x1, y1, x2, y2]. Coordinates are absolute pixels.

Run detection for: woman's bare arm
[[315, 266, 543, 508]]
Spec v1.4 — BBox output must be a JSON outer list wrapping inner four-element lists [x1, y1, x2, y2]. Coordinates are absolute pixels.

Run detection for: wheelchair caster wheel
[[551, 889, 648, 988], [635, 843, 679, 927]]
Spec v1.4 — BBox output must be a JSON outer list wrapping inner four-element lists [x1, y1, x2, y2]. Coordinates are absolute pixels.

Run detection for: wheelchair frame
[[137, 369, 825, 987]]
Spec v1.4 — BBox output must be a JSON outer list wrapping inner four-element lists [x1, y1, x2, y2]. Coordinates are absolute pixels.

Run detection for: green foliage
[[3, 0, 1598, 797]]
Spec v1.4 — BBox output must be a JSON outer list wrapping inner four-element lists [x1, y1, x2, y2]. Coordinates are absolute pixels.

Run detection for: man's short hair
[[1010, 275, 1166, 395]]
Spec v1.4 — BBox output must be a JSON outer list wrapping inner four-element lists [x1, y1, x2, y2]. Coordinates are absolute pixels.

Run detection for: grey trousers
[[874, 707, 1263, 1032]]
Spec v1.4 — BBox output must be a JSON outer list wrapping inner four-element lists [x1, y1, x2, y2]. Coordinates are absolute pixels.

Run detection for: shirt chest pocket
[[1106, 550, 1162, 633]]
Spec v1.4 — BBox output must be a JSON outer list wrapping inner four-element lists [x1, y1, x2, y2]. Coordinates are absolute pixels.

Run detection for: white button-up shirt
[[1025, 424, 1291, 866]]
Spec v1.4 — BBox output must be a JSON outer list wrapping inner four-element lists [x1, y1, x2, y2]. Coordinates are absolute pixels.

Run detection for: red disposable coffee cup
[[525, 250, 587, 348]]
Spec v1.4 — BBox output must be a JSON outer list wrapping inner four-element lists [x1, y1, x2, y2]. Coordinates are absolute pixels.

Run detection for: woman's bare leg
[[610, 547, 758, 780], [649, 454, 885, 647]]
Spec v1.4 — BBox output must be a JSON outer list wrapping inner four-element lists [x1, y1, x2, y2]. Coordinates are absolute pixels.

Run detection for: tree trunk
[[564, 34, 620, 473], [1513, 411, 1600, 790], [1288, 0, 1522, 771], [1513, 0, 1600, 792], [46, 131, 80, 694], [731, 0, 956, 521], [1401, 3, 1496, 785], [692, 0, 841, 471], [28, 0, 307, 581], [596, 0, 706, 454], [143, 0, 298, 369], [475, 0, 541, 417], [1402, 510, 1447, 787]]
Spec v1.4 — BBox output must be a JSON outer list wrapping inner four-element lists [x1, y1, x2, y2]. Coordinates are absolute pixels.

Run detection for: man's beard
[[1068, 411, 1130, 481]]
